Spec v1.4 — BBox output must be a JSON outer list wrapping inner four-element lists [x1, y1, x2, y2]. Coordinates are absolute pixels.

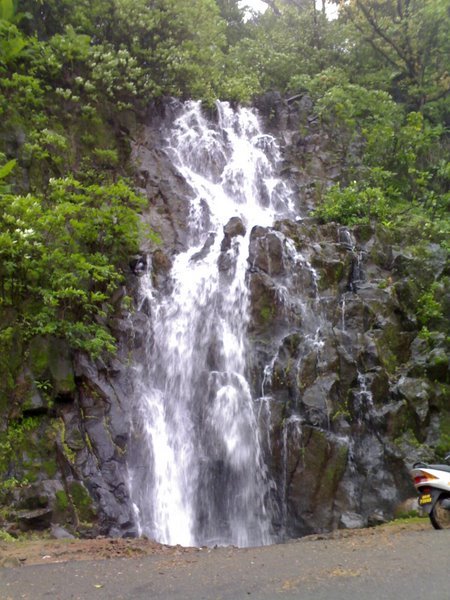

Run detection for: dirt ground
[[0, 519, 430, 568], [0, 535, 199, 567]]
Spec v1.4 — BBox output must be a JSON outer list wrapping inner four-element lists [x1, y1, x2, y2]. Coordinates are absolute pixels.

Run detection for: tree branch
[[353, 0, 419, 82]]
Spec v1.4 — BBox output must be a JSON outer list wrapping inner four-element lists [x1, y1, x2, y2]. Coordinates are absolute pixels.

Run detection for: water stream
[[127, 101, 295, 547]]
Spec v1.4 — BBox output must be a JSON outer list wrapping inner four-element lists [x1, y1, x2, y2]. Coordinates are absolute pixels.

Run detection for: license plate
[[419, 493, 432, 505]]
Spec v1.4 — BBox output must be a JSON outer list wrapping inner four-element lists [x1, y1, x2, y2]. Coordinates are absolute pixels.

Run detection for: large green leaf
[[0, 0, 14, 22], [0, 159, 16, 180]]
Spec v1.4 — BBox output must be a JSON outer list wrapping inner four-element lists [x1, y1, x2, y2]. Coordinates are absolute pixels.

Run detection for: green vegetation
[[0, 416, 39, 497], [436, 414, 450, 459], [389, 514, 424, 524], [0, 528, 15, 541], [1, 178, 145, 356], [69, 481, 96, 523], [55, 489, 69, 513]]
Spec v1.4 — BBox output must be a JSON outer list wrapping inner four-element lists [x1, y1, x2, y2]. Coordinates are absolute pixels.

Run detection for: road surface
[[1, 525, 449, 599]]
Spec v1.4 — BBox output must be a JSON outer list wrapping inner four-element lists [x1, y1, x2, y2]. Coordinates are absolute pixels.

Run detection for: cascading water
[[127, 101, 295, 548]]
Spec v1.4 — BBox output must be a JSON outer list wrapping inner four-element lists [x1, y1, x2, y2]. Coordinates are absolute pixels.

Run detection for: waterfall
[[127, 101, 295, 548]]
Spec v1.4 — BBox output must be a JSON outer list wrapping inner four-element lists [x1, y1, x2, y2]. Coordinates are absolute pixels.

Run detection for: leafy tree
[[17, 0, 231, 103], [0, 159, 16, 193], [315, 182, 392, 225], [314, 78, 448, 229], [335, 0, 450, 117], [216, 0, 248, 47], [0, 2, 26, 66], [0, 177, 146, 357], [229, 2, 342, 93]]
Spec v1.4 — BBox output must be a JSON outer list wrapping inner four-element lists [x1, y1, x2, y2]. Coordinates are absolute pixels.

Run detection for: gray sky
[[238, 1, 339, 18], [238, 0, 268, 14]]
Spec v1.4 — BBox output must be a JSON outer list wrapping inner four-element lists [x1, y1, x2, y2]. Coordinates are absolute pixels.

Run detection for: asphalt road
[[1, 527, 449, 600]]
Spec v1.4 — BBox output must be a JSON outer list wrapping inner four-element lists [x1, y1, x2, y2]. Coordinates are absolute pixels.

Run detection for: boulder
[[16, 508, 53, 531]]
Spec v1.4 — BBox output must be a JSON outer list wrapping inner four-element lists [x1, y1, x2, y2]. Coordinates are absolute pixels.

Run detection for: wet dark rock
[[366, 369, 390, 404], [396, 377, 431, 423], [224, 216, 246, 238], [129, 255, 147, 275], [286, 427, 349, 535], [248, 270, 285, 335], [302, 374, 338, 411], [220, 217, 246, 254], [245, 209, 441, 535], [218, 252, 233, 272], [16, 508, 53, 531], [191, 233, 216, 262], [253, 92, 287, 132], [249, 228, 285, 277], [132, 114, 195, 254]]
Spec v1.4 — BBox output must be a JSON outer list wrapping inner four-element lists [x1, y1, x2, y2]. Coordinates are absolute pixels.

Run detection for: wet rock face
[[247, 215, 448, 536], [2, 333, 137, 539], [132, 99, 195, 257], [69, 353, 135, 536]]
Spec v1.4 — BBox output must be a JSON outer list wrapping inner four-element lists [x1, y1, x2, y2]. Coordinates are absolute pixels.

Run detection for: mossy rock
[[353, 222, 375, 243], [0, 416, 62, 494], [68, 481, 97, 523], [393, 279, 421, 312], [289, 427, 349, 523], [426, 349, 449, 383], [28, 336, 75, 399], [64, 425, 86, 453], [385, 400, 418, 439], [54, 489, 70, 516], [42, 459, 58, 478], [28, 337, 52, 377], [396, 377, 431, 424], [393, 430, 434, 464], [248, 272, 279, 333], [0, 326, 24, 414], [374, 324, 412, 374], [429, 383, 450, 411], [312, 255, 346, 292]]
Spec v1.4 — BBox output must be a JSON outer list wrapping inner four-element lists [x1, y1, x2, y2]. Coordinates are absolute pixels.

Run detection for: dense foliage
[[0, 178, 145, 356], [0, 0, 448, 406]]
